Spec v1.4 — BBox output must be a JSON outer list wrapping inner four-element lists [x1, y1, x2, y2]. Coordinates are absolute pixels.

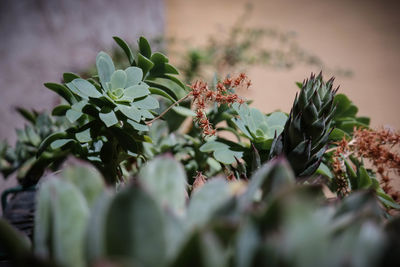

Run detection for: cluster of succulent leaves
[[1, 34, 400, 267], [0, 109, 69, 186], [37, 36, 187, 183], [2, 157, 399, 267]]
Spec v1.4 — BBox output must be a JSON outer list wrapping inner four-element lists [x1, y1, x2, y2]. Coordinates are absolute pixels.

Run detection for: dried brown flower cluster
[[331, 127, 400, 200], [192, 171, 207, 191], [190, 73, 250, 136], [331, 138, 351, 196], [353, 128, 400, 199]]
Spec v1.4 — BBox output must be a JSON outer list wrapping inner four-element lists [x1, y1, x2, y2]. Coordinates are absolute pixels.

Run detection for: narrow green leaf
[[37, 132, 68, 156], [113, 36, 135, 65], [15, 107, 37, 124], [44, 82, 76, 104], [149, 87, 176, 103], [52, 105, 70, 116], [172, 106, 196, 117], [137, 53, 154, 77], [164, 63, 179, 75], [138, 36, 152, 58], [63, 72, 80, 83], [50, 139, 74, 149]]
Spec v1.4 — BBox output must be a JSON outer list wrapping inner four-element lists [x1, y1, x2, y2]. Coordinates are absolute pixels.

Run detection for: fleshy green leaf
[[68, 79, 102, 99], [63, 72, 80, 83], [127, 120, 149, 131], [138, 36, 152, 58], [113, 36, 135, 65], [96, 52, 115, 89], [138, 156, 187, 215], [117, 104, 141, 122], [99, 110, 119, 127], [172, 106, 196, 117], [125, 67, 143, 86], [137, 53, 154, 77], [133, 95, 159, 109], [124, 84, 150, 99], [75, 128, 92, 143], [110, 70, 127, 90], [44, 82, 76, 104], [105, 186, 166, 266]]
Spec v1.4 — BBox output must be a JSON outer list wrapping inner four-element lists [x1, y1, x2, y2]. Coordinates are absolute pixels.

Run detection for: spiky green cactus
[[271, 72, 337, 177]]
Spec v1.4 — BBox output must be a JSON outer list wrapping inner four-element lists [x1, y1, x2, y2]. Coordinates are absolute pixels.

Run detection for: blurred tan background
[[166, 0, 400, 130]]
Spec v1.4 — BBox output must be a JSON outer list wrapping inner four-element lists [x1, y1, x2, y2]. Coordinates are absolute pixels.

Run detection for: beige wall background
[[166, 0, 400, 130]]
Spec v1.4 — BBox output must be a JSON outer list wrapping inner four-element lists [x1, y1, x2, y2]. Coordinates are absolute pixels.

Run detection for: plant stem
[[145, 93, 191, 125]]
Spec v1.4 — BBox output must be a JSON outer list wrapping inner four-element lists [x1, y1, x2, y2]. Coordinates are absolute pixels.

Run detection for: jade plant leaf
[[96, 52, 115, 89], [105, 186, 167, 267], [34, 178, 89, 267], [138, 156, 187, 215]]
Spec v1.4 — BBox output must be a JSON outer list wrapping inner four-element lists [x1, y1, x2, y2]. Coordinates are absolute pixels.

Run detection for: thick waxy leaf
[[61, 166, 105, 207], [138, 156, 187, 215], [44, 82, 76, 104], [149, 87, 176, 103], [99, 110, 118, 127], [96, 52, 115, 89], [113, 36, 135, 65], [137, 53, 154, 77], [50, 139, 74, 149], [52, 105, 70, 116], [133, 95, 159, 109], [105, 186, 166, 267], [125, 66, 143, 86], [85, 192, 112, 264], [138, 36, 152, 58], [117, 104, 141, 122], [75, 128, 92, 143], [200, 141, 243, 164], [34, 178, 89, 267], [110, 70, 127, 90], [187, 178, 232, 228], [172, 106, 196, 117], [37, 132, 69, 156], [124, 84, 150, 99], [67, 79, 102, 99], [146, 77, 186, 100], [66, 101, 87, 123], [127, 120, 149, 131], [63, 72, 80, 83]]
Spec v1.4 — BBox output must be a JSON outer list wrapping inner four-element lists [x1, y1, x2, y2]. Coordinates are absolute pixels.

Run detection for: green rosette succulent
[[271, 72, 337, 177], [37, 37, 186, 183]]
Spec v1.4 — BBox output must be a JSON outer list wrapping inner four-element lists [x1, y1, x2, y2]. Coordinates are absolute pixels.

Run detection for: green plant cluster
[[1, 158, 399, 266], [0, 35, 399, 267], [0, 109, 69, 186], [37, 37, 186, 184]]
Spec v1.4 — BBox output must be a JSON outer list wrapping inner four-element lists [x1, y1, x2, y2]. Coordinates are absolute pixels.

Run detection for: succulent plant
[[271, 72, 337, 177], [37, 36, 186, 184]]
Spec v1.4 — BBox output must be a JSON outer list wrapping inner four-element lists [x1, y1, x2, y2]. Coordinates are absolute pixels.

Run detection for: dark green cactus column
[[271, 72, 338, 177]]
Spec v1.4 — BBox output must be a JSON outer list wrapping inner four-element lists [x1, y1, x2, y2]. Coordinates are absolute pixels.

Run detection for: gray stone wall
[[0, 0, 165, 143]]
